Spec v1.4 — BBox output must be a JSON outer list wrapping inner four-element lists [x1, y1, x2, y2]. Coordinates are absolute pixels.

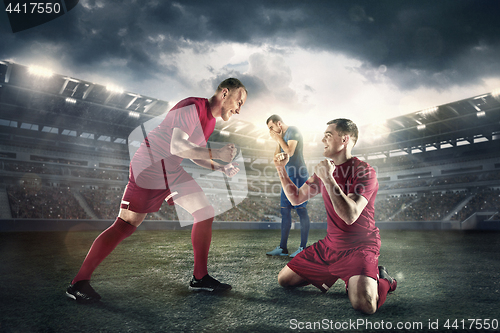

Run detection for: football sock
[[72, 217, 136, 284], [191, 205, 215, 280], [279, 207, 292, 250], [296, 207, 310, 248], [377, 278, 391, 309]]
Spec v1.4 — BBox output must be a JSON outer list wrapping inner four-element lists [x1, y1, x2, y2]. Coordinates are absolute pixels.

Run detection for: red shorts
[[287, 238, 380, 292], [121, 164, 203, 214]]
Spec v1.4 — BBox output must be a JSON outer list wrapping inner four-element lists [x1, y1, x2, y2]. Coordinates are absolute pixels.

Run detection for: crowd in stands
[[71, 168, 126, 181], [3, 161, 63, 176], [7, 184, 89, 219], [450, 188, 500, 221], [374, 195, 416, 221], [388, 192, 469, 221], [6, 183, 499, 223]]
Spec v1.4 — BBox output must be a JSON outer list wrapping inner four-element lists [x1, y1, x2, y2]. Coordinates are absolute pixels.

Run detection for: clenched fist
[[222, 163, 240, 177], [273, 152, 289, 168], [314, 159, 335, 183]]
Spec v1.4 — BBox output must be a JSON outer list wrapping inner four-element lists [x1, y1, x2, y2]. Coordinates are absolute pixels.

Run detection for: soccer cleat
[[66, 280, 101, 303], [289, 247, 304, 258], [189, 274, 232, 292], [266, 246, 289, 256], [379, 266, 397, 292]]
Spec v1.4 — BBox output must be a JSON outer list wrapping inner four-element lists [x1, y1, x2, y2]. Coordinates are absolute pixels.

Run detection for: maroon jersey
[[130, 97, 215, 189], [306, 157, 380, 250]]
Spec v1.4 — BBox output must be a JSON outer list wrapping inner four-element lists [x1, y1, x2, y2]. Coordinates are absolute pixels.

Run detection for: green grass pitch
[[1, 229, 499, 332]]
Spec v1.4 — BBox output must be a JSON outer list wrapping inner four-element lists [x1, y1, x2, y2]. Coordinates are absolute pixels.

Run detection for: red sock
[[72, 217, 136, 284], [191, 206, 215, 280], [377, 278, 391, 309]]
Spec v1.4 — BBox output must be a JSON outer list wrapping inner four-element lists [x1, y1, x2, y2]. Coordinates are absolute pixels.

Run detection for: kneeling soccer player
[[274, 118, 397, 314]]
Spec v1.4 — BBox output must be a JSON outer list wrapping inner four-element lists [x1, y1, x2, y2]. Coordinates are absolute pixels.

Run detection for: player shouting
[[66, 78, 247, 303]]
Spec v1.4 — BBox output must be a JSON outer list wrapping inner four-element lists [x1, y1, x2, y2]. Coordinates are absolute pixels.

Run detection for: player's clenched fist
[[273, 152, 289, 167], [217, 144, 237, 162], [314, 159, 335, 182], [222, 163, 240, 177]]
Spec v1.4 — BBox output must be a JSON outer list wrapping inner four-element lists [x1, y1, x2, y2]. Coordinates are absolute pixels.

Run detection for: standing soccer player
[[66, 78, 247, 303], [265, 115, 310, 258], [274, 118, 397, 314]]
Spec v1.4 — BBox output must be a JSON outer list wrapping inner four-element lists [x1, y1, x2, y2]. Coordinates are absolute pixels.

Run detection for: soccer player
[[265, 115, 310, 258], [273, 118, 397, 314], [66, 78, 247, 303]]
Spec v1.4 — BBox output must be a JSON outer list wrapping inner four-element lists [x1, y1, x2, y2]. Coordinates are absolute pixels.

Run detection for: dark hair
[[217, 78, 247, 95], [266, 114, 282, 125], [327, 118, 359, 145]]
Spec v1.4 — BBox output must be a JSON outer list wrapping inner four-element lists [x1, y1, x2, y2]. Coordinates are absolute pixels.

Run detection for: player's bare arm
[[314, 159, 368, 225], [274, 152, 318, 205], [191, 159, 240, 177], [171, 127, 237, 162]]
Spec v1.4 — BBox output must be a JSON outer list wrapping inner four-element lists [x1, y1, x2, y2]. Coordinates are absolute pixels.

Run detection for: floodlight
[[128, 111, 140, 119], [28, 66, 53, 78], [106, 84, 124, 94], [65, 97, 77, 104], [417, 124, 426, 131]]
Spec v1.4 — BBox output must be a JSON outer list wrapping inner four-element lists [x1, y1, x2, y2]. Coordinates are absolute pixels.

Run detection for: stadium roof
[[1, 60, 499, 161]]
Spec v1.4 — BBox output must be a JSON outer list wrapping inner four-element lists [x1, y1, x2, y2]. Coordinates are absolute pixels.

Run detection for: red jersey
[[131, 97, 215, 189], [306, 157, 380, 250]]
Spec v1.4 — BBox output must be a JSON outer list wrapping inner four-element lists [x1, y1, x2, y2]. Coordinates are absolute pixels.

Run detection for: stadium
[[1, 61, 500, 332]]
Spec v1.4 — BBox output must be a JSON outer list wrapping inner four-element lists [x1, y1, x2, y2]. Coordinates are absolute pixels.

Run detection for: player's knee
[[192, 205, 215, 222], [277, 271, 292, 287], [350, 295, 377, 315]]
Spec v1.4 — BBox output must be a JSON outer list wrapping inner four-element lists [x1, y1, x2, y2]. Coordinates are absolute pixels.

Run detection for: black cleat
[[66, 280, 101, 303], [379, 266, 397, 292], [189, 274, 232, 292]]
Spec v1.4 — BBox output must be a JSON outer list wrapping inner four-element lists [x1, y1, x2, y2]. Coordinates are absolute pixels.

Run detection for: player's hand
[[217, 144, 237, 162], [222, 163, 240, 177], [273, 152, 289, 168], [314, 159, 335, 183], [269, 130, 281, 142]]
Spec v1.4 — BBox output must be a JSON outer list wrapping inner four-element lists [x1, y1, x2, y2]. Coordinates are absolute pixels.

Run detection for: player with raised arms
[[66, 78, 247, 303], [273, 118, 397, 314]]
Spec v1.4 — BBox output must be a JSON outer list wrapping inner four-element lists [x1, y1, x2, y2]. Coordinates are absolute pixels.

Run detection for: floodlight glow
[[128, 111, 140, 119], [417, 124, 426, 130], [477, 111, 486, 118], [65, 97, 77, 104], [419, 106, 438, 116], [106, 84, 124, 94], [219, 130, 230, 137], [256, 138, 265, 144], [492, 89, 500, 99], [28, 66, 53, 78]]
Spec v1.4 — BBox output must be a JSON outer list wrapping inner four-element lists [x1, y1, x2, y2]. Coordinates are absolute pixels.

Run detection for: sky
[[1, 0, 500, 135]]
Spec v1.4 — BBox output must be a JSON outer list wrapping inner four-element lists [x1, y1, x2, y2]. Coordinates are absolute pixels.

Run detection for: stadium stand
[[1, 60, 500, 230]]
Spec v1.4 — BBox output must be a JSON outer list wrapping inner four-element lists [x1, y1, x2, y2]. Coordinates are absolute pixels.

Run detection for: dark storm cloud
[[1, 0, 499, 90]]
